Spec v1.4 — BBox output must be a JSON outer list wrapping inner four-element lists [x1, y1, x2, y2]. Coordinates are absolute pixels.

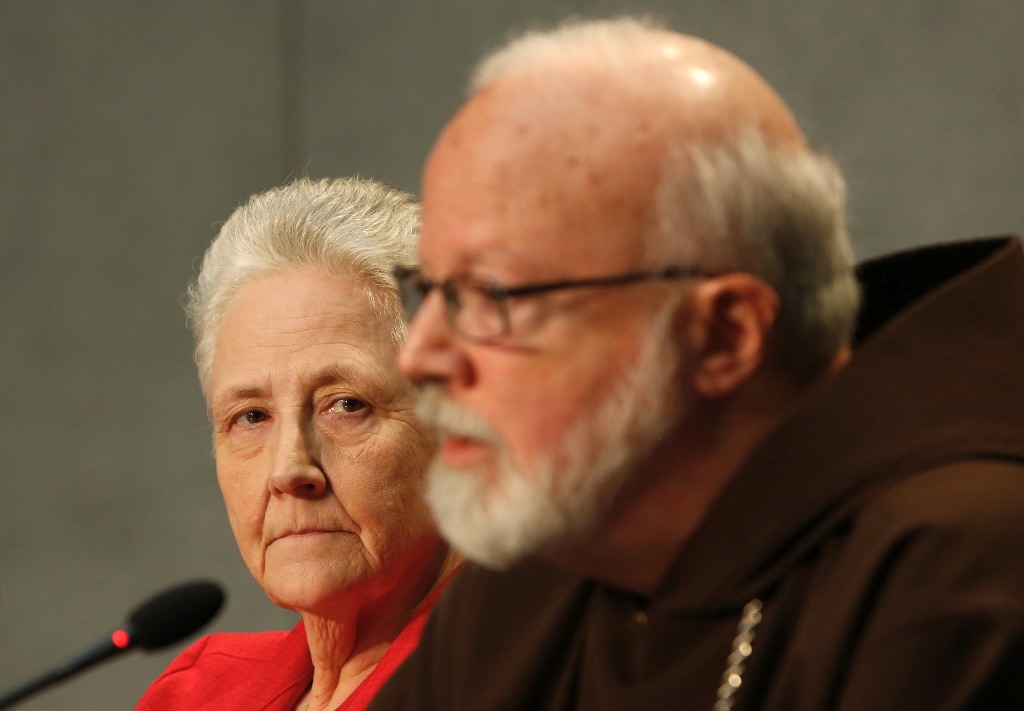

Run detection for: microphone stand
[[0, 579, 222, 709], [0, 633, 125, 709]]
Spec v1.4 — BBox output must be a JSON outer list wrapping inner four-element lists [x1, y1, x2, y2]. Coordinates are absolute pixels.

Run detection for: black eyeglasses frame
[[393, 265, 714, 340]]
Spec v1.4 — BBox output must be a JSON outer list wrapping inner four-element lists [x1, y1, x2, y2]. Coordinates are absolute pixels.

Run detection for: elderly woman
[[138, 178, 459, 711]]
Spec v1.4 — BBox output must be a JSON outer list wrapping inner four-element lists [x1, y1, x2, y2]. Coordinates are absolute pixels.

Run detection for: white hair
[[656, 132, 860, 378], [470, 15, 665, 94], [187, 177, 420, 397], [469, 16, 860, 379]]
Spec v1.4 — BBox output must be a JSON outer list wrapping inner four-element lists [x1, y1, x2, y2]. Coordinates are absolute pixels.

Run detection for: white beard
[[417, 306, 683, 569]]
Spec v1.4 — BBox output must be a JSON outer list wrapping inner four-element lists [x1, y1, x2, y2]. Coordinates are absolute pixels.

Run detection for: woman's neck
[[299, 613, 378, 711], [296, 548, 461, 711]]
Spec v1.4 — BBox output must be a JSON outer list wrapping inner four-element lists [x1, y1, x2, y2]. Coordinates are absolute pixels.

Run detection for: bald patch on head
[[489, 28, 798, 140], [646, 31, 805, 147], [437, 26, 802, 184], [419, 22, 809, 278]]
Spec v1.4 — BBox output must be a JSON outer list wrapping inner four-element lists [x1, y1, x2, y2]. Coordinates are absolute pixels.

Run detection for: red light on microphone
[[111, 629, 131, 650]]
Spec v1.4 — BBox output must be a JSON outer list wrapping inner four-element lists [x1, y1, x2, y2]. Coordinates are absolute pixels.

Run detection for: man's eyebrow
[[425, 242, 547, 274]]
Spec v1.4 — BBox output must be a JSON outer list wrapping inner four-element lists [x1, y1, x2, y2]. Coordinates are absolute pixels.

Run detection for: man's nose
[[397, 289, 473, 386]]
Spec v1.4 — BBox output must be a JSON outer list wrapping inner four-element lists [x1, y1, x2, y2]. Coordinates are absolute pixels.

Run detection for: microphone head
[[126, 580, 225, 650]]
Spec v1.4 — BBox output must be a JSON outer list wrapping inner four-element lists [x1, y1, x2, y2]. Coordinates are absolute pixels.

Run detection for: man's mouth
[[438, 433, 493, 467]]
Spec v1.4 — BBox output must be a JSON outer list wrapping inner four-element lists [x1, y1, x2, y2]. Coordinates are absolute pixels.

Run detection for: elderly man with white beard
[[371, 16, 1024, 711]]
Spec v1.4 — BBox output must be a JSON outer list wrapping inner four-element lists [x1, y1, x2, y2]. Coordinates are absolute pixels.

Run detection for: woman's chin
[[261, 562, 367, 616]]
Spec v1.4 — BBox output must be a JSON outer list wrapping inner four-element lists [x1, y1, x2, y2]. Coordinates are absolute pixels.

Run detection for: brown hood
[[657, 236, 1024, 611]]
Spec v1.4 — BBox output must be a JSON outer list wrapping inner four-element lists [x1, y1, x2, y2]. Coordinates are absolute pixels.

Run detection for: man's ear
[[681, 273, 779, 398]]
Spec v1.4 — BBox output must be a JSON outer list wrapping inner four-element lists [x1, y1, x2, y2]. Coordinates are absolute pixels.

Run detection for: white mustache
[[416, 385, 502, 446]]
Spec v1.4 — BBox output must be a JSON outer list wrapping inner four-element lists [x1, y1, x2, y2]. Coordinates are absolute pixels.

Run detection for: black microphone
[[0, 580, 225, 709]]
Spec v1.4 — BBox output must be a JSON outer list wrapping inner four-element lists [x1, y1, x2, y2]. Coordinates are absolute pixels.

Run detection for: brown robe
[[371, 237, 1024, 711]]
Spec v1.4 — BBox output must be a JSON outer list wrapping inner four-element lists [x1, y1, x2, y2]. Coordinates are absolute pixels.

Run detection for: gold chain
[[713, 599, 763, 711]]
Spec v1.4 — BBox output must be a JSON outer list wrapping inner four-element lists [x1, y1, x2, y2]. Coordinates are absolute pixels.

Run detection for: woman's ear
[[681, 273, 779, 398]]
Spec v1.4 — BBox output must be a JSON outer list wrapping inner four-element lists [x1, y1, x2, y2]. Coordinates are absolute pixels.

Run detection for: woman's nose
[[267, 418, 327, 498]]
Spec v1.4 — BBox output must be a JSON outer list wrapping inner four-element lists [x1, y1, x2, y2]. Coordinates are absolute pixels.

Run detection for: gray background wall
[[1, 1, 1020, 708]]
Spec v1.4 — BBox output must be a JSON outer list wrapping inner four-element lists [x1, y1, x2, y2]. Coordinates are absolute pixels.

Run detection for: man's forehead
[[420, 86, 661, 277], [433, 73, 662, 164]]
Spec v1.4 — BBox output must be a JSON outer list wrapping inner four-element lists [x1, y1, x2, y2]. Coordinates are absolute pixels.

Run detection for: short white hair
[[187, 177, 420, 397], [656, 132, 859, 378], [470, 16, 860, 379], [470, 15, 664, 94]]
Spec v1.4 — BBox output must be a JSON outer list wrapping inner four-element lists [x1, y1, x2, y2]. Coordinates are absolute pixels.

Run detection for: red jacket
[[137, 579, 448, 711]]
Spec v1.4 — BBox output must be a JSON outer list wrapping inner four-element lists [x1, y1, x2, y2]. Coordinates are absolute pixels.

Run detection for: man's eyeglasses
[[393, 265, 713, 340]]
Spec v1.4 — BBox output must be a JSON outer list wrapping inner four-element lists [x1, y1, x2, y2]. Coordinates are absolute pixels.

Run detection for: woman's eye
[[327, 397, 367, 414], [234, 410, 268, 428]]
